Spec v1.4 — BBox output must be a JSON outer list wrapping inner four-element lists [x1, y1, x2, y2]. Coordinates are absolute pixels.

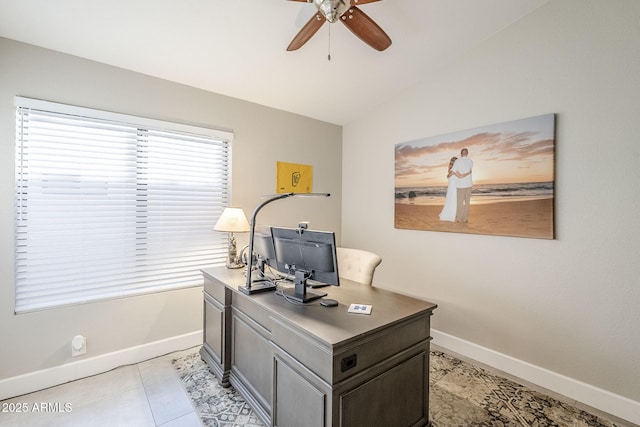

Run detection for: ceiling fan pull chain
[[328, 24, 332, 61]]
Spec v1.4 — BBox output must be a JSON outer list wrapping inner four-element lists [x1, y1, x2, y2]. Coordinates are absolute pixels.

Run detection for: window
[[14, 97, 231, 313]]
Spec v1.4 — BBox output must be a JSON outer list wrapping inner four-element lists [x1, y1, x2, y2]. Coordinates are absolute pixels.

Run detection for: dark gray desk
[[200, 267, 437, 427]]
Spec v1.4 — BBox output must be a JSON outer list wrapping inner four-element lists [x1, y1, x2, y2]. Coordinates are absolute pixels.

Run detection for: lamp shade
[[214, 207, 250, 232]]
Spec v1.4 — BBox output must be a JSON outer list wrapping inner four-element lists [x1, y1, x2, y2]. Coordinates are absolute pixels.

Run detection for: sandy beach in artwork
[[395, 198, 554, 239]]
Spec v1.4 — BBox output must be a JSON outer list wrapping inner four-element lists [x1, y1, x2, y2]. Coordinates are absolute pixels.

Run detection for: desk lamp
[[239, 192, 330, 295], [214, 207, 250, 269]]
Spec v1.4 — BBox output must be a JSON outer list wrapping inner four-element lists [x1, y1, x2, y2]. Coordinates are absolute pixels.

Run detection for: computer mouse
[[320, 298, 339, 307]]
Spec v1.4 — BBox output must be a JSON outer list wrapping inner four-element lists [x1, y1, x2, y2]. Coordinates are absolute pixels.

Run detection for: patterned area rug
[[172, 350, 623, 427], [172, 352, 264, 427], [428, 351, 622, 427]]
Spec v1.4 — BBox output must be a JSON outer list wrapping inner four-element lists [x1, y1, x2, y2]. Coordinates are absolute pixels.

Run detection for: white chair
[[336, 247, 382, 286]]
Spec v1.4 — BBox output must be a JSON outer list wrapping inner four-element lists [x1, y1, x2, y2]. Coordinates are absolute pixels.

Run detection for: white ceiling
[[0, 0, 549, 125]]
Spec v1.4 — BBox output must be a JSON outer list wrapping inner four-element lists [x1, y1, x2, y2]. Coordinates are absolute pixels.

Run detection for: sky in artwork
[[394, 114, 555, 188]]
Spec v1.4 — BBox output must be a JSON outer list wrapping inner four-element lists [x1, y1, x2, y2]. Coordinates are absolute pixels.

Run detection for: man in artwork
[[452, 148, 473, 223]]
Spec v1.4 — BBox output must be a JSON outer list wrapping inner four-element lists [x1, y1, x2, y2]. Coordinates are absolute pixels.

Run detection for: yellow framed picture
[[276, 161, 313, 193]]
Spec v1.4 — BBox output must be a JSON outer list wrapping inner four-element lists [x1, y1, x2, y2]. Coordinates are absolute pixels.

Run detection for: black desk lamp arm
[[245, 193, 295, 288]]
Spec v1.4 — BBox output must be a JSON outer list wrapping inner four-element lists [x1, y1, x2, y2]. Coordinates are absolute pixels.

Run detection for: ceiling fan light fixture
[[314, 0, 351, 23]]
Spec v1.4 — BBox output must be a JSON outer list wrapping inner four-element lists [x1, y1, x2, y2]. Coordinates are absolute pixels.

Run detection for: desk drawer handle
[[341, 354, 357, 372]]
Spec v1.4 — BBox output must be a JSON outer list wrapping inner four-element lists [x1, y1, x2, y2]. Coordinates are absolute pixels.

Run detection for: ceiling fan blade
[[340, 6, 391, 51], [287, 12, 326, 51]]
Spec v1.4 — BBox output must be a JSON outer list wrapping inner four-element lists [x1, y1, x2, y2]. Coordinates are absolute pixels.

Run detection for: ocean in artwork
[[395, 181, 553, 206]]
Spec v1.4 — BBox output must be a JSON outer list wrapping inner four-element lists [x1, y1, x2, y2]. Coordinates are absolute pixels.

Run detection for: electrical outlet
[[71, 335, 86, 357]]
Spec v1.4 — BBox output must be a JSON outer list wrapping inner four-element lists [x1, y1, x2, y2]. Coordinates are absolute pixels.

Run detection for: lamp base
[[238, 280, 277, 295], [226, 261, 245, 269]]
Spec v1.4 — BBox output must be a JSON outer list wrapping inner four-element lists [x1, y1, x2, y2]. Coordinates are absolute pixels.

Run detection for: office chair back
[[336, 247, 382, 286]]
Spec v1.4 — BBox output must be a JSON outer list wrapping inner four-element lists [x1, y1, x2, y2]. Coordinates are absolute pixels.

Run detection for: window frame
[[14, 96, 233, 313]]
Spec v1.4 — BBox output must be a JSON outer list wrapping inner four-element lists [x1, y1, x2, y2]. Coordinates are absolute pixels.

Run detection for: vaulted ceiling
[[0, 0, 549, 125]]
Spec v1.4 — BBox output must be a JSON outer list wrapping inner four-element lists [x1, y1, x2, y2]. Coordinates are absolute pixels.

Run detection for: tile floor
[[0, 347, 202, 427]]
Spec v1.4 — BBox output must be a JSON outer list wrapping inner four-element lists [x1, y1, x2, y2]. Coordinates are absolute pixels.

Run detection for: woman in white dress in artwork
[[439, 156, 471, 221]]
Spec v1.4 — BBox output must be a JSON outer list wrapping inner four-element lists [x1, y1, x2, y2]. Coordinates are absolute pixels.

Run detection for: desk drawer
[[271, 313, 431, 384], [332, 314, 430, 383], [203, 276, 230, 304]]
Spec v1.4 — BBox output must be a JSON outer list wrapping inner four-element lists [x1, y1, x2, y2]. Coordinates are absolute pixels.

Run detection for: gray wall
[[0, 38, 342, 380], [342, 0, 639, 411]]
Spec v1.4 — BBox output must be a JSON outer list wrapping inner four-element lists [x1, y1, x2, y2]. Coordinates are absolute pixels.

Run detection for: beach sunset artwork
[[395, 114, 555, 239]]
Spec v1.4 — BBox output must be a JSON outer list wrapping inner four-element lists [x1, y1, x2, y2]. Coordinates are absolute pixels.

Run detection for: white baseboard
[[0, 331, 202, 401], [432, 329, 640, 426]]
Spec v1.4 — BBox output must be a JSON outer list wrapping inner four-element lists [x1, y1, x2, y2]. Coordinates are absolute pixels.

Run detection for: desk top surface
[[202, 267, 437, 347]]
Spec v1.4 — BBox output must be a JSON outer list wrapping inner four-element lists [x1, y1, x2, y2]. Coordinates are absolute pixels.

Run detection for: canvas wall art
[[276, 161, 313, 193], [394, 114, 555, 239]]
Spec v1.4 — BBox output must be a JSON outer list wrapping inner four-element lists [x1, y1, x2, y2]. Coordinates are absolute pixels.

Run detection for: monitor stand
[[282, 270, 327, 303]]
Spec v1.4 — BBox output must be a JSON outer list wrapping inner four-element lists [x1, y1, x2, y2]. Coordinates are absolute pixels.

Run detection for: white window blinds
[[15, 97, 231, 313]]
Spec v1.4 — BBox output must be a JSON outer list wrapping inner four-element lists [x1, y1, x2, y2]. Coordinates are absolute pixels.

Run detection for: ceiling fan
[[286, 0, 392, 52]]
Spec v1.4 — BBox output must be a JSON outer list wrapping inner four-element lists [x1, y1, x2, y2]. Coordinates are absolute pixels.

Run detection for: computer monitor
[[270, 226, 340, 303]]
